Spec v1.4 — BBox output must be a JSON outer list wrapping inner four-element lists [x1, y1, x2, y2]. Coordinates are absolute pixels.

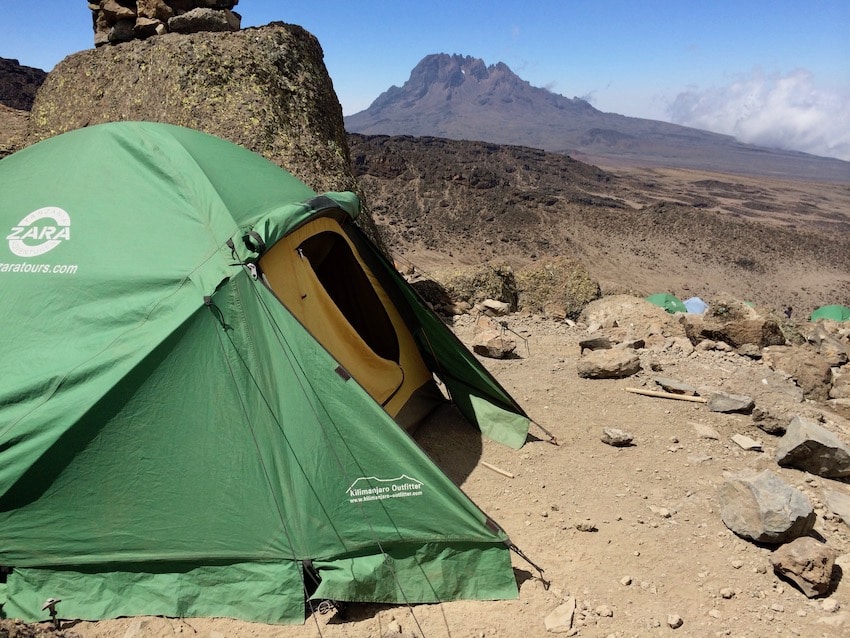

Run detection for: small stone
[[667, 614, 684, 629], [601, 428, 634, 447], [576, 521, 598, 532], [771, 603, 785, 612], [719, 588, 735, 599], [620, 576, 632, 586], [707, 609, 721, 618], [816, 611, 850, 628], [731, 433, 763, 451], [595, 605, 613, 617], [544, 597, 577, 633], [821, 598, 840, 613], [693, 423, 721, 440], [731, 560, 744, 569]]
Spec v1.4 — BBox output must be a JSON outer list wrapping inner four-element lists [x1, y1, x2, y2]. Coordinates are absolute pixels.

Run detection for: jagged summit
[[345, 53, 850, 182], [366, 53, 595, 116], [347, 53, 598, 140]]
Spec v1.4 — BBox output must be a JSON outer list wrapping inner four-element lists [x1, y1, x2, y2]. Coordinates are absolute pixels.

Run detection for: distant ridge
[[345, 54, 850, 183]]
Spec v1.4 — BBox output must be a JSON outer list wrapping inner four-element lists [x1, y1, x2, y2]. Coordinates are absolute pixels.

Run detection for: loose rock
[[667, 614, 684, 629], [824, 489, 850, 526], [718, 470, 816, 544], [731, 433, 763, 451], [472, 315, 517, 359], [601, 428, 634, 447], [775, 416, 850, 478], [544, 598, 576, 633], [707, 391, 755, 414], [770, 536, 838, 598], [576, 349, 641, 379]]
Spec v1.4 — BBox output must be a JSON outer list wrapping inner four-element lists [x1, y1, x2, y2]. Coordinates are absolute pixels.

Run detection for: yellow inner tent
[[259, 216, 440, 430]]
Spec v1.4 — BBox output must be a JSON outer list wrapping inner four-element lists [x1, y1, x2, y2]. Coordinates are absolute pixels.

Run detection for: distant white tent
[[683, 296, 709, 314]]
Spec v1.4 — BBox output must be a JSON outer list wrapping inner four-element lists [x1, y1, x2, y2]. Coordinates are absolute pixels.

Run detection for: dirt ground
[[10, 302, 850, 638]]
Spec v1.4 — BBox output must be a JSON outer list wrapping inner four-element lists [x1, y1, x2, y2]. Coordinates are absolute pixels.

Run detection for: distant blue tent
[[683, 296, 708, 314]]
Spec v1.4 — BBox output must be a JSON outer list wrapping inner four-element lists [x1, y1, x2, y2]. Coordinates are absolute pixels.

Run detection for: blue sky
[[2, 1, 849, 160]]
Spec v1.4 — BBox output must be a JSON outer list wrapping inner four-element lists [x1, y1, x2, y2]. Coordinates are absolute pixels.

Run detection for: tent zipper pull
[[245, 262, 258, 280]]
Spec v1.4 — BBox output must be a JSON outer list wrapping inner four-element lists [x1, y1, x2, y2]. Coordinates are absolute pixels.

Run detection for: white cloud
[[668, 69, 850, 161]]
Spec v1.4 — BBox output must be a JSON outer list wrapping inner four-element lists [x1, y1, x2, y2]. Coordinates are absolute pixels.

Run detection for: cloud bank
[[668, 69, 850, 162]]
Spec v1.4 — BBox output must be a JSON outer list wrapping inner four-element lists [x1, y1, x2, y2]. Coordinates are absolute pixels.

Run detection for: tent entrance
[[298, 230, 400, 363], [259, 217, 441, 429]]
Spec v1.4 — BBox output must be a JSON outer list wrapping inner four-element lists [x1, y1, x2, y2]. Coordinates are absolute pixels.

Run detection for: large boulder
[[29, 24, 344, 191], [770, 537, 838, 598], [25, 23, 384, 247], [763, 346, 835, 402], [775, 417, 850, 478], [682, 315, 786, 348], [515, 256, 600, 319], [436, 262, 519, 310], [579, 295, 686, 345], [718, 470, 816, 544]]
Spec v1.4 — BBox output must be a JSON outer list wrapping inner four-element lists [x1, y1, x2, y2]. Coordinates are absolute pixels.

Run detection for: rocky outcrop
[[0, 105, 29, 159], [91, 1, 240, 46], [681, 314, 786, 349], [0, 57, 46, 110], [516, 256, 601, 319]]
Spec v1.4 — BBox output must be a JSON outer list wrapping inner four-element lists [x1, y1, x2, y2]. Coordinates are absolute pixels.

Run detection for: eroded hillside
[[349, 134, 850, 316]]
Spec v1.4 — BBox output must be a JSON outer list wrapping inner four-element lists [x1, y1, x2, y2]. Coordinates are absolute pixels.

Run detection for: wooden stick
[[481, 461, 515, 478], [625, 387, 709, 403]]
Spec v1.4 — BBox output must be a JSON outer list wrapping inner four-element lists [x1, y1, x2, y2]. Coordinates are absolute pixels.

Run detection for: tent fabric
[[0, 122, 529, 624], [810, 304, 850, 322], [683, 296, 708, 314], [645, 293, 687, 314]]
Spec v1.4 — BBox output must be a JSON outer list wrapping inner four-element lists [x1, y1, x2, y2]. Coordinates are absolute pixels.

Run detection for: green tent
[[645, 293, 687, 314], [0, 122, 532, 624], [810, 304, 850, 322]]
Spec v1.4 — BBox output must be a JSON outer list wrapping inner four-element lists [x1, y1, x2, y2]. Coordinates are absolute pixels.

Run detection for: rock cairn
[[90, 0, 240, 46]]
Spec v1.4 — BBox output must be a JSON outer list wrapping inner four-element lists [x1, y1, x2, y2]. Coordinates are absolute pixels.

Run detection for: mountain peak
[[344, 53, 850, 181], [352, 52, 596, 128]]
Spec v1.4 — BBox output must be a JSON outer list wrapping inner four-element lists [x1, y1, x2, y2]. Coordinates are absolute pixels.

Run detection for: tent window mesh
[[299, 231, 401, 362]]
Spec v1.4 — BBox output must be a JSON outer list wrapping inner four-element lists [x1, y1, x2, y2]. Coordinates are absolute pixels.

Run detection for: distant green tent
[[645, 293, 687, 314], [0, 122, 532, 624], [810, 304, 850, 322]]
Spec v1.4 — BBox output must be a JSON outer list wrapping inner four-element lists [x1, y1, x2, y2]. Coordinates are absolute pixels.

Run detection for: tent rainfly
[[645, 293, 687, 314], [810, 304, 850, 322], [0, 122, 536, 624], [683, 296, 708, 314]]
